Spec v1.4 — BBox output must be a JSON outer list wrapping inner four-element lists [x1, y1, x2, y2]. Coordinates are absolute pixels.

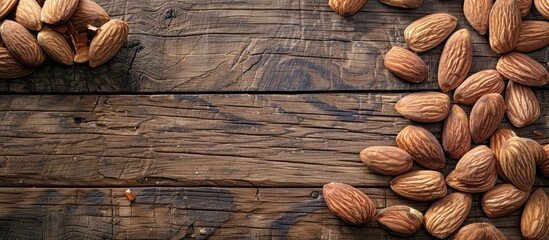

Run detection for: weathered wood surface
[[0, 187, 536, 239], [1, 0, 547, 93], [0, 94, 548, 187]]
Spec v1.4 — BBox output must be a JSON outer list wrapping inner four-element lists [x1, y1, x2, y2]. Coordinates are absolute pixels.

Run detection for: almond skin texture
[[534, 0, 549, 19], [37, 27, 75, 66], [328, 0, 367, 17], [446, 168, 498, 193], [489, 0, 522, 54], [379, 0, 422, 8], [0, 0, 18, 19], [515, 21, 549, 52], [14, 0, 43, 31], [442, 105, 471, 159], [521, 137, 546, 166], [360, 146, 413, 175], [521, 188, 549, 240], [322, 182, 376, 226], [376, 205, 423, 237], [490, 128, 517, 181], [395, 92, 450, 123], [463, 0, 492, 35], [0, 20, 46, 67], [438, 29, 473, 92], [518, 0, 534, 16], [390, 170, 447, 201], [453, 70, 504, 105], [396, 125, 446, 170], [500, 137, 537, 192], [497, 52, 549, 87], [404, 13, 458, 52], [482, 183, 529, 218], [89, 19, 129, 68], [384, 46, 428, 83], [424, 192, 472, 239], [70, 0, 110, 32], [451, 222, 506, 240], [454, 146, 496, 187], [41, 0, 79, 25], [469, 93, 506, 144], [541, 145, 549, 177], [505, 81, 540, 128], [0, 47, 35, 79]]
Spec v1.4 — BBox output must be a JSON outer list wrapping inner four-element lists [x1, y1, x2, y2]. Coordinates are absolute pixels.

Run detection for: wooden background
[[0, 0, 548, 239]]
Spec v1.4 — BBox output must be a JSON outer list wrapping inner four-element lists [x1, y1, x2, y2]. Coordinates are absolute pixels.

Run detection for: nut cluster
[[325, 0, 549, 239], [0, 0, 129, 79]]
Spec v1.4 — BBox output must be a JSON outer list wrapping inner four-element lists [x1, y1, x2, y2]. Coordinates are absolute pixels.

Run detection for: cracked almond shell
[[89, 19, 129, 67]]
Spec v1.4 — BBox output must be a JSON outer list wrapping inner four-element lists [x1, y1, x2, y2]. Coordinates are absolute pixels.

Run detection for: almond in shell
[[497, 52, 549, 87], [395, 92, 450, 123], [70, 0, 110, 32], [390, 170, 447, 201], [37, 27, 75, 65], [438, 29, 473, 92], [360, 146, 413, 175], [499, 137, 537, 192], [384, 46, 428, 83], [396, 125, 446, 170], [515, 21, 549, 52], [328, 0, 367, 17], [424, 192, 472, 239], [375, 205, 423, 237], [482, 183, 529, 218], [89, 19, 129, 67], [489, 0, 522, 54], [451, 222, 506, 240], [453, 70, 505, 105], [0, 20, 46, 67], [404, 13, 457, 52], [505, 81, 540, 128], [41, 0, 79, 25], [0, 0, 18, 19], [0, 47, 34, 79], [469, 93, 506, 144], [13, 0, 42, 31], [323, 182, 376, 226], [463, 0, 492, 35], [442, 105, 471, 159], [521, 188, 549, 240]]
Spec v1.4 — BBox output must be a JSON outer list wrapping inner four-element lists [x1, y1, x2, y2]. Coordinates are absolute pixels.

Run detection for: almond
[[515, 21, 549, 52], [0, 0, 18, 19], [74, 46, 89, 63], [328, 0, 367, 17], [376, 205, 423, 237], [395, 92, 450, 123], [0, 20, 46, 67], [518, 0, 534, 16], [521, 188, 549, 240], [438, 29, 473, 92], [70, 0, 110, 32], [89, 19, 129, 67], [482, 183, 529, 218], [452, 222, 506, 240], [453, 70, 505, 105], [359, 146, 413, 175], [541, 145, 549, 177], [41, 0, 79, 25], [522, 137, 546, 166], [322, 182, 376, 226], [469, 93, 506, 144], [454, 146, 496, 186], [534, 0, 549, 19], [442, 105, 471, 159], [0, 47, 34, 79], [384, 46, 428, 83], [497, 52, 549, 87], [489, 128, 517, 181], [379, 0, 422, 8], [505, 81, 540, 128], [390, 170, 447, 201], [446, 168, 498, 193], [13, 0, 43, 31], [424, 192, 472, 239], [499, 137, 537, 192], [404, 13, 458, 52], [396, 125, 446, 170], [463, 0, 492, 35], [37, 27, 75, 65], [489, 0, 522, 54]]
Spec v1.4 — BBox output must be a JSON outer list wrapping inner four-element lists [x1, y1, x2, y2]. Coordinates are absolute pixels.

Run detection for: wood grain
[[0, 0, 546, 93], [0, 93, 547, 187], [0, 187, 536, 239]]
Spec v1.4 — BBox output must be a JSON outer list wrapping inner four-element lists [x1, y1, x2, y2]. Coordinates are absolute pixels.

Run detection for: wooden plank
[[1, 0, 547, 93], [0, 93, 548, 187], [0, 187, 535, 239]]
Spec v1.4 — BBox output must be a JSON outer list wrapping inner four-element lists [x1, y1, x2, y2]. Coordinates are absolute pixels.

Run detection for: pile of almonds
[[326, 0, 549, 239], [0, 0, 129, 79]]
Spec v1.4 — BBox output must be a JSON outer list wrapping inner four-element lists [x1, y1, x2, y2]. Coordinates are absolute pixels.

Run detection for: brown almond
[[515, 21, 549, 52], [395, 92, 450, 123], [0, 20, 46, 67], [469, 93, 506, 144], [497, 52, 549, 87], [438, 29, 473, 92], [442, 105, 471, 159], [396, 125, 446, 170], [384, 46, 428, 83], [41, 0, 79, 25], [453, 70, 505, 105], [323, 182, 376, 226], [521, 188, 549, 239], [463, 0, 492, 35], [359, 146, 413, 176], [13, 0, 43, 31], [328, 0, 367, 17], [541, 145, 549, 177], [424, 192, 472, 239], [74, 46, 89, 63], [499, 137, 537, 192], [446, 168, 498, 193], [454, 146, 496, 187], [379, 0, 422, 8], [534, 0, 549, 19], [404, 13, 458, 52], [518, 0, 534, 16], [482, 183, 529, 218], [0, 47, 35, 79], [89, 19, 129, 67], [376, 205, 423, 237], [390, 170, 447, 201], [70, 0, 110, 32], [37, 27, 75, 65], [490, 128, 517, 181], [505, 81, 540, 128], [452, 222, 506, 240], [522, 137, 546, 166], [0, 0, 18, 19], [489, 0, 522, 54]]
